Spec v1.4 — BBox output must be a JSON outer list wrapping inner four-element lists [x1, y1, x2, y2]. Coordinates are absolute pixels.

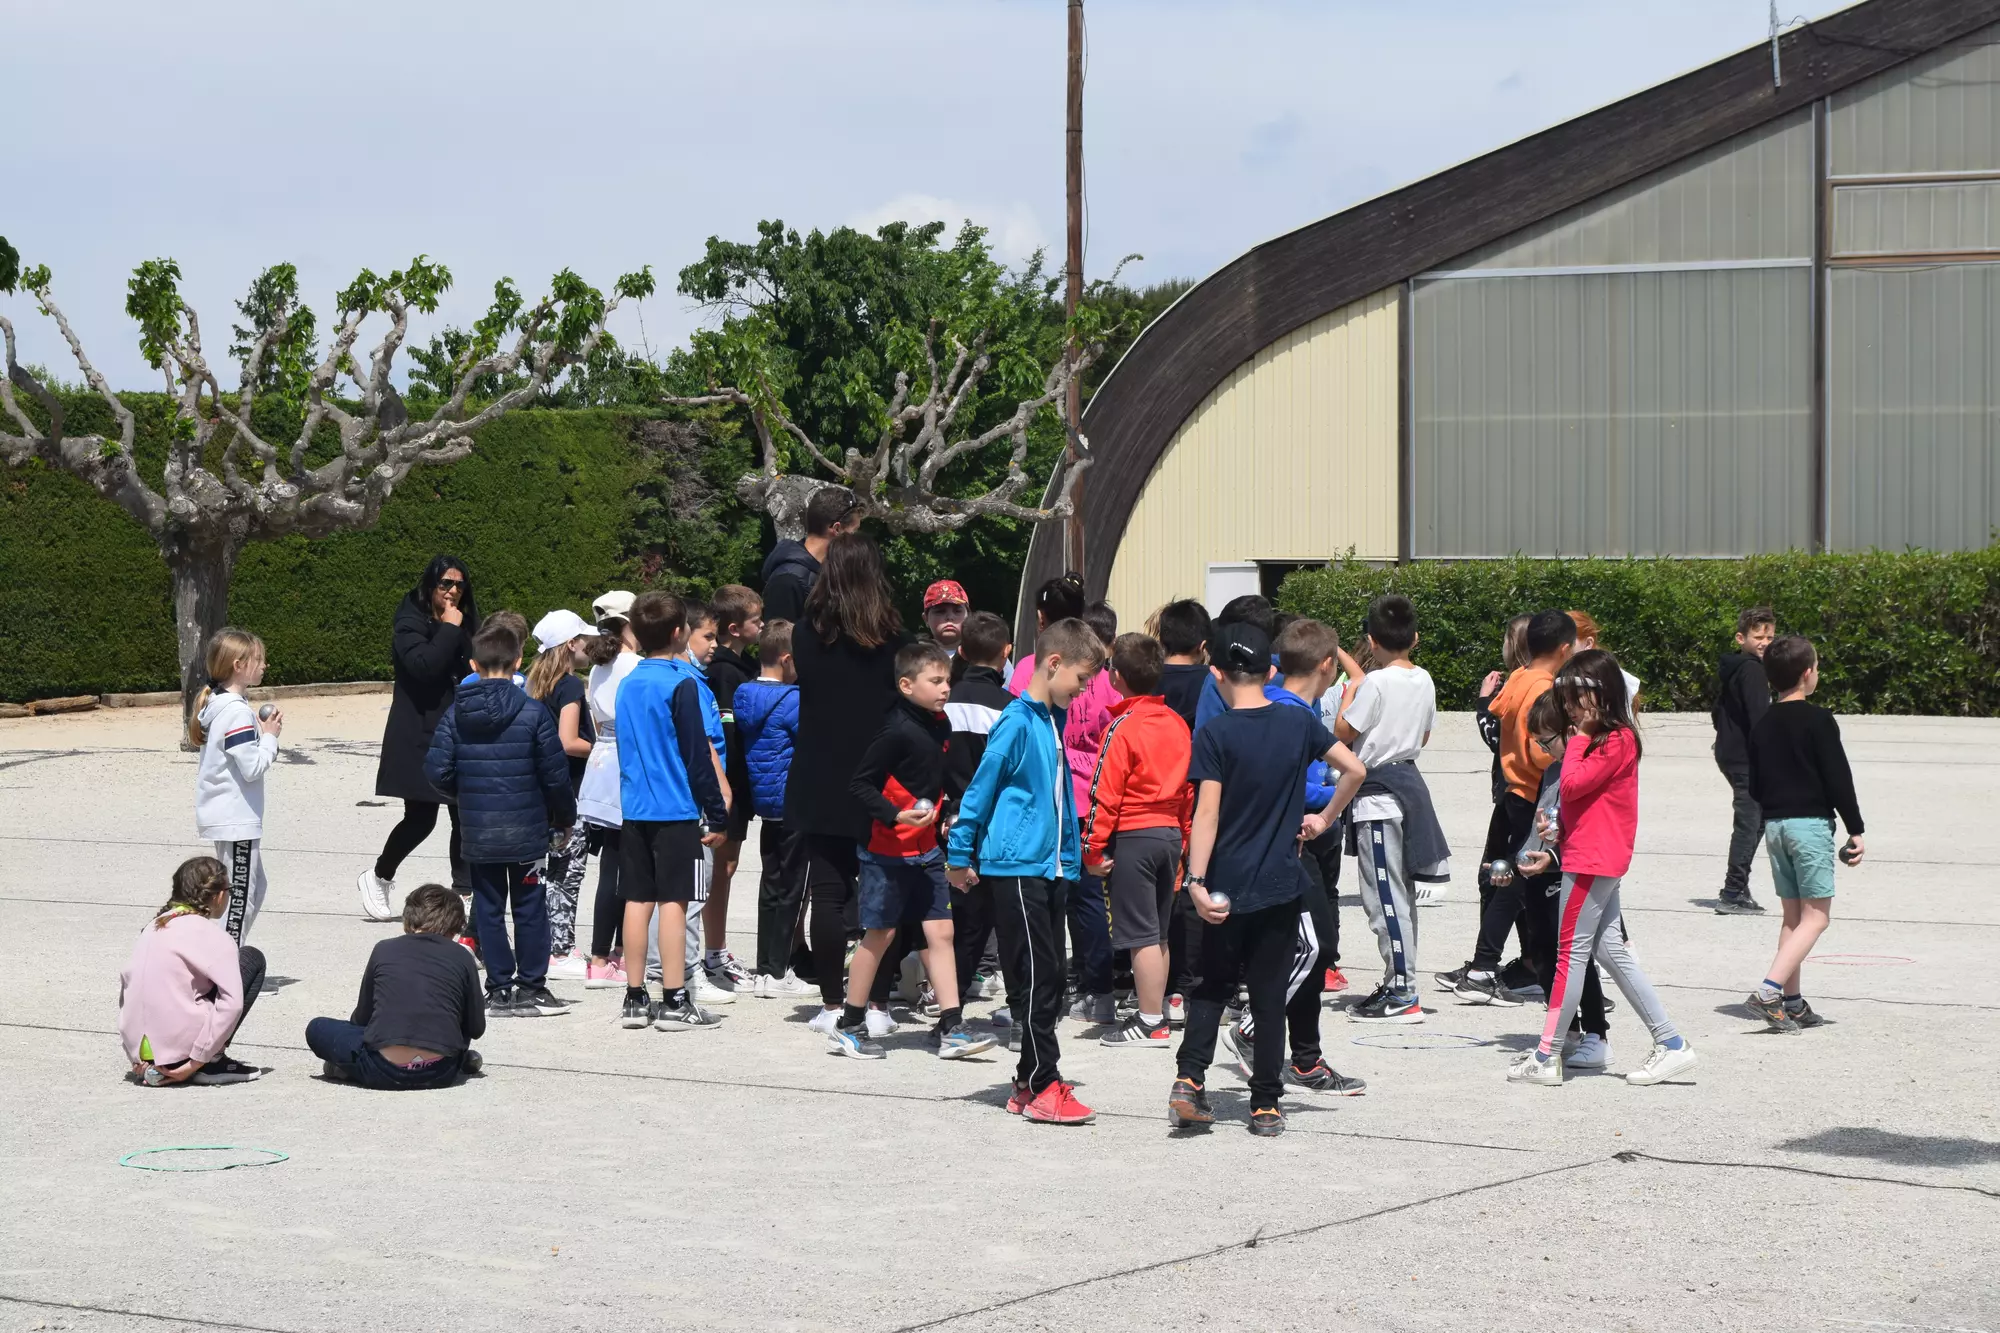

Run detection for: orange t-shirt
[[1491, 665, 1555, 801]]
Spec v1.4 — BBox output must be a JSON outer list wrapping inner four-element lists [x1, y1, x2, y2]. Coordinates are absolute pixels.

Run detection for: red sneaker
[[1005, 1080, 1030, 1114], [1023, 1080, 1096, 1125], [1324, 967, 1349, 993]]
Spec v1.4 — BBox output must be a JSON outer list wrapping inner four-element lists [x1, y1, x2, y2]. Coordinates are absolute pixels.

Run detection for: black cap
[[1213, 621, 1272, 674]]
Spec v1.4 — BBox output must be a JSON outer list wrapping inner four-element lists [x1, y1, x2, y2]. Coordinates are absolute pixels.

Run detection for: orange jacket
[[1081, 693, 1193, 871], [1492, 665, 1556, 801]]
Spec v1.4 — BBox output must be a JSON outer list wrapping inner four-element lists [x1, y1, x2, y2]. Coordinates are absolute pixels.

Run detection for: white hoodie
[[195, 690, 278, 841]]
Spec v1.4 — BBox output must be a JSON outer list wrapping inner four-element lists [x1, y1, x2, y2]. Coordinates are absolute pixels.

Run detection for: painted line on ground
[[0, 1293, 302, 1332]]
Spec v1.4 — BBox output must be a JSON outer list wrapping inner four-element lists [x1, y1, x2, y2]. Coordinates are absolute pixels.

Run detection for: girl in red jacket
[[1510, 651, 1698, 1088]]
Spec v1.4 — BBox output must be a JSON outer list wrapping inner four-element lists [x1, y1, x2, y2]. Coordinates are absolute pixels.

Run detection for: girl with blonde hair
[[189, 628, 282, 942]]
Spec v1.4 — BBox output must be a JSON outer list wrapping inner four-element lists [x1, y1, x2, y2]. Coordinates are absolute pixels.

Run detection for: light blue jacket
[[946, 692, 1081, 881]]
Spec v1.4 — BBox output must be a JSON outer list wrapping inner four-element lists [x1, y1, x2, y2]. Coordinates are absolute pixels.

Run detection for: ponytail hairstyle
[[1552, 648, 1640, 760], [185, 627, 266, 748], [525, 637, 580, 701], [585, 618, 629, 667], [1033, 573, 1086, 629], [155, 855, 228, 928]]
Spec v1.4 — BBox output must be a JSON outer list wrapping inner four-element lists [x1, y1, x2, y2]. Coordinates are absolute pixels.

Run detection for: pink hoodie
[[118, 913, 247, 1066], [1558, 727, 1640, 877], [1008, 654, 1117, 815]]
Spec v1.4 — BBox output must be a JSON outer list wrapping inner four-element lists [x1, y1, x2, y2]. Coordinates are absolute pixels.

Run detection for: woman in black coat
[[785, 534, 909, 1020], [356, 556, 479, 920]]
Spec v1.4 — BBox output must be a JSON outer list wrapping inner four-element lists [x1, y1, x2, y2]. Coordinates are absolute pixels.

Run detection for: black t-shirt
[[352, 932, 486, 1055], [546, 674, 594, 794], [1161, 663, 1208, 731], [1188, 701, 1335, 912]]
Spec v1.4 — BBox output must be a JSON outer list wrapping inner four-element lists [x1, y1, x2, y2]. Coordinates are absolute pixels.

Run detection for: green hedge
[[0, 405, 660, 700], [1277, 549, 2000, 716]]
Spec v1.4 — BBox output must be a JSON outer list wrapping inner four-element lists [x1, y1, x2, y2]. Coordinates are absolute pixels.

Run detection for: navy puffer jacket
[[425, 679, 577, 863], [732, 677, 799, 822]]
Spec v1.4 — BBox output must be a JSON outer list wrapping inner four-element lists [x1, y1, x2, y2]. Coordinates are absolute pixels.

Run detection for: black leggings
[[376, 801, 465, 890], [801, 835, 858, 1009], [587, 824, 624, 960]]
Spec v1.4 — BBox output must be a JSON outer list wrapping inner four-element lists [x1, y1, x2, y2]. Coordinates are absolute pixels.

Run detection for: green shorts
[[1764, 817, 1837, 900]]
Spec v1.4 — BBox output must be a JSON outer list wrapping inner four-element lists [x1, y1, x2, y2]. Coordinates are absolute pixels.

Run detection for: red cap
[[923, 579, 969, 611]]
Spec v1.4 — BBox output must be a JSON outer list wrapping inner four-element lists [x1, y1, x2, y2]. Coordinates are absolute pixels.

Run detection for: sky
[[1, 0, 1860, 391]]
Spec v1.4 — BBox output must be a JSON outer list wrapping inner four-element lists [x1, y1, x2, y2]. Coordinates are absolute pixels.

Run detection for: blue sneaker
[[827, 1025, 885, 1060], [933, 1023, 996, 1060]]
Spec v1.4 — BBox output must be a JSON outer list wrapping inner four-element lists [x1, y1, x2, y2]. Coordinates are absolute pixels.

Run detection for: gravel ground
[[1, 696, 1995, 1333]]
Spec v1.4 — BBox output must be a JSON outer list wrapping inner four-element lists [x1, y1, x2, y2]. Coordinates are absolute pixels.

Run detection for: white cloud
[[847, 194, 1052, 266]]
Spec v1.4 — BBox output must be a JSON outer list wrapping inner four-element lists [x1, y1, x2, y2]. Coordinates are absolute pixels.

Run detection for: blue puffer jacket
[[733, 677, 798, 821], [425, 678, 577, 864]]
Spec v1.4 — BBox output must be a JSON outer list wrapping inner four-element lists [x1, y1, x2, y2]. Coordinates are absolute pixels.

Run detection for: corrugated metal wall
[[1104, 289, 1399, 622], [1413, 268, 1813, 557], [1832, 179, 2000, 256], [1830, 24, 2000, 175]]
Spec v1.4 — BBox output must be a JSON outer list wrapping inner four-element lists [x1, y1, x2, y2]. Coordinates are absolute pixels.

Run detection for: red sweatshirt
[[1557, 726, 1639, 877], [1080, 693, 1193, 872]]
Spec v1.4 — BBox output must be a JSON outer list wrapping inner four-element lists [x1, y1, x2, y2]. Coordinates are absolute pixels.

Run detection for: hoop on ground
[[118, 1146, 289, 1173], [1350, 1032, 1494, 1051], [1811, 954, 1915, 967]]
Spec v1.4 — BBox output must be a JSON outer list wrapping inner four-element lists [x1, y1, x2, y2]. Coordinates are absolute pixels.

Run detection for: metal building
[[1020, 0, 2000, 635]]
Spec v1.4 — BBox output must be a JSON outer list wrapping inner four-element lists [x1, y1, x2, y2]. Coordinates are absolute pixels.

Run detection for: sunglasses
[[438, 579, 465, 592]]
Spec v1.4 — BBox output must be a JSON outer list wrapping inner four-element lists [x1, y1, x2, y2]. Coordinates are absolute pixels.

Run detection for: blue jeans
[[468, 861, 550, 992], [1066, 871, 1114, 996], [305, 1018, 465, 1090]]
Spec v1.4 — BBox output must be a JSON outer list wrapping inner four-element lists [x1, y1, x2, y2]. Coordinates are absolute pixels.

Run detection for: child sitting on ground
[[307, 884, 486, 1089], [120, 856, 268, 1086], [1745, 635, 1865, 1032]]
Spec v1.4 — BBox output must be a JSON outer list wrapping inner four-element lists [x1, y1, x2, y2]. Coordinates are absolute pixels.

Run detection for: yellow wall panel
[[1105, 287, 1401, 622]]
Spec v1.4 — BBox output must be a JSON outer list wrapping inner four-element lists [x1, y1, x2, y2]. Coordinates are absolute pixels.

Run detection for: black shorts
[[618, 820, 701, 904], [1107, 827, 1182, 950]]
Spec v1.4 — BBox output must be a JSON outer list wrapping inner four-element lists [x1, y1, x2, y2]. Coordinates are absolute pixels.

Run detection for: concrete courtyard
[[1, 695, 1995, 1333]]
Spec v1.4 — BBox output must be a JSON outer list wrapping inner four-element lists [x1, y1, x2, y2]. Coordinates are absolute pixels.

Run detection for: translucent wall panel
[[1832, 180, 2000, 257], [1830, 265, 2000, 551], [1413, 268, 1812, 557], [1444, 112, 1812, 269], [1830, 22, 2000, 175]]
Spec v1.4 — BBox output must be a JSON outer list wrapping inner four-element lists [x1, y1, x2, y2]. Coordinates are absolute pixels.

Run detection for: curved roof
[[1017, 0, 2000, 641]]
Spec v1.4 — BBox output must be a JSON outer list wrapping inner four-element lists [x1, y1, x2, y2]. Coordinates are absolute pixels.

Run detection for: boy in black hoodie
[[704, 585, 764, 990], [1713, 606, 1777, 914], [943, 612, 1015, 1006]]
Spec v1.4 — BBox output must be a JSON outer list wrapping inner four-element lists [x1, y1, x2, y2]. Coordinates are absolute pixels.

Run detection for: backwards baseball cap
[[533, 609, 600, 653], [591, 590, 636, 622], [1212, 621, 1273, 675], [923, 579, 969, 611]]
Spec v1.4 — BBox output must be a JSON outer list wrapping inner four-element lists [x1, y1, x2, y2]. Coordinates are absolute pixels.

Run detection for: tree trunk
[[165, 533, 240, 746]]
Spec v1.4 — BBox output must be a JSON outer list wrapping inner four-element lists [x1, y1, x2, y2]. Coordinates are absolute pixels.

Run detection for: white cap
[[591, 590, 636, 622], [533, 609, 600, 652]]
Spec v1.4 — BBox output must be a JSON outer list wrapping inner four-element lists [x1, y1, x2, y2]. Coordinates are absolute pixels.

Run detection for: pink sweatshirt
[[1007, 655, 1118, 815], [118, 913, 246, 1066], [1558, 727, 1640, 877]]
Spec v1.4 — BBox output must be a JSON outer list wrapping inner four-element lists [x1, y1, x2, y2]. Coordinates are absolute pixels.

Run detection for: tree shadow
[[1777, 1127, 2000, 1168]]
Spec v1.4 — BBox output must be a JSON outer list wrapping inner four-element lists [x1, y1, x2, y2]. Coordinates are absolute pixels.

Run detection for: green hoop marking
[[118, 1146, 290, 1172]]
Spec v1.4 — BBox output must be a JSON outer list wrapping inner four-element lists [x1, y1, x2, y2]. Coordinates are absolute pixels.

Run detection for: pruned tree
[[663, 220, 1134, 541], [0, 234, 654, 716]]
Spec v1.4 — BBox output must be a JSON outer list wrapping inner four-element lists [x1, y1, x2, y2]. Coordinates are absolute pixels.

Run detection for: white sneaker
[[1507, 1051, 1564, 1086], [1626, 1042, 1698, 1086], [1166, 993, 1187, 1025], [808, 1007, 842, 1035], [865, 1005, 898, 1038], [1415, 883, 1447, 906], [758, 970, 815, 998], [687, 969, 737, 1005], [547, 951, 589, 982], [356, 869, 397, 922], [1569, 1033, 1610, 1068], [701, 958, 750, 994]]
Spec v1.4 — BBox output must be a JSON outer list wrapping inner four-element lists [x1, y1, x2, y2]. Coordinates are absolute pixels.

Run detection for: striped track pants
[[1538, 872, 1680, 1057]]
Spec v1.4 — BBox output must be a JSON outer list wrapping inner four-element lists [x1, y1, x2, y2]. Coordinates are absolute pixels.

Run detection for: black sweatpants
[[1719, 764, 1764, 896], [1177, 897, 1303, 1107], [1527, 885, 1608, 1037], [952, 879, 1019, 1010], [1165, 885, 1203, 1000], [376, 799, 467, 892], [586, 824, 623, 960], [801, 835, 859, 1009], [1471, 793, 1539, 971], [989, 875, 1069, 1095], [753, 821, 812, 978], [1298, 824, 1341, 970]]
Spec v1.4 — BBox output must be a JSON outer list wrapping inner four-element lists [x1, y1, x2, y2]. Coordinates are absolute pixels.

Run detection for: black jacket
[[351, 931, 485, 1055], [424, 679, 577, 864], [710, 644, 758, 824], [1749, 701, 1865, 835], [760, 540, 821, 625], [849, 697, 953, 856], [942, 664, 1012, 803], [1712, 651, 1773, 771], [376, 592, 474, 802], [785, 626, 908, 840]]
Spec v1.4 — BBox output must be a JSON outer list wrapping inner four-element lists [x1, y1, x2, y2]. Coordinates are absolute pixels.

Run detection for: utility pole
[[1064, 0, 1086, 578]]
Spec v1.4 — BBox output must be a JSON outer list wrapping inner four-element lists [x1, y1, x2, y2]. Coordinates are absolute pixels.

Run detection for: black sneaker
[[1167, 1077, 1214, 1128], [1715, 891, 1766, 915], [1786, 1000, 1829, 1029], [653, 999, 721, 1032], [619, 992, 654, 1029], [462, 1050, 483, 1075], [1350, 980, 1389, 1012], [1455, 970, 1527, 1007], [1285, 1058, 1367, 1095], [1248, 1105, 1286, 1137], [1498, 957, 1538, 991], [1434, 965, 1469, 993], [1348, 990, 1423, 1024], [1099, 1016, 1171, 1047], [1747, 990, 1800, 1032], [191, 1056, 263, 1085], [486, 986, 529, 1017], [515, 985, 571, 1017]]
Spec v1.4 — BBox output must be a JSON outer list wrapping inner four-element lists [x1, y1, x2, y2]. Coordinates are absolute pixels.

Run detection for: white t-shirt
[[576, 651, 639, 827], [1342, 664, 1437, 823]]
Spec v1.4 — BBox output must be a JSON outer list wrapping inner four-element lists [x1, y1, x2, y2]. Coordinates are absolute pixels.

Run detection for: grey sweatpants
[[1538, 872, 1679, 1057], [1720, 766, 1764, 895], [1355, 818, 1418, 992]]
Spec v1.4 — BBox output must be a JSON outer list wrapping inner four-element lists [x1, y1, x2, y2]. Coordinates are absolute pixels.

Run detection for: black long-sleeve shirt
[[848, 696, 952, 857], [351, 932, 486, 1055], [1748, 700, 1864, 835]]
